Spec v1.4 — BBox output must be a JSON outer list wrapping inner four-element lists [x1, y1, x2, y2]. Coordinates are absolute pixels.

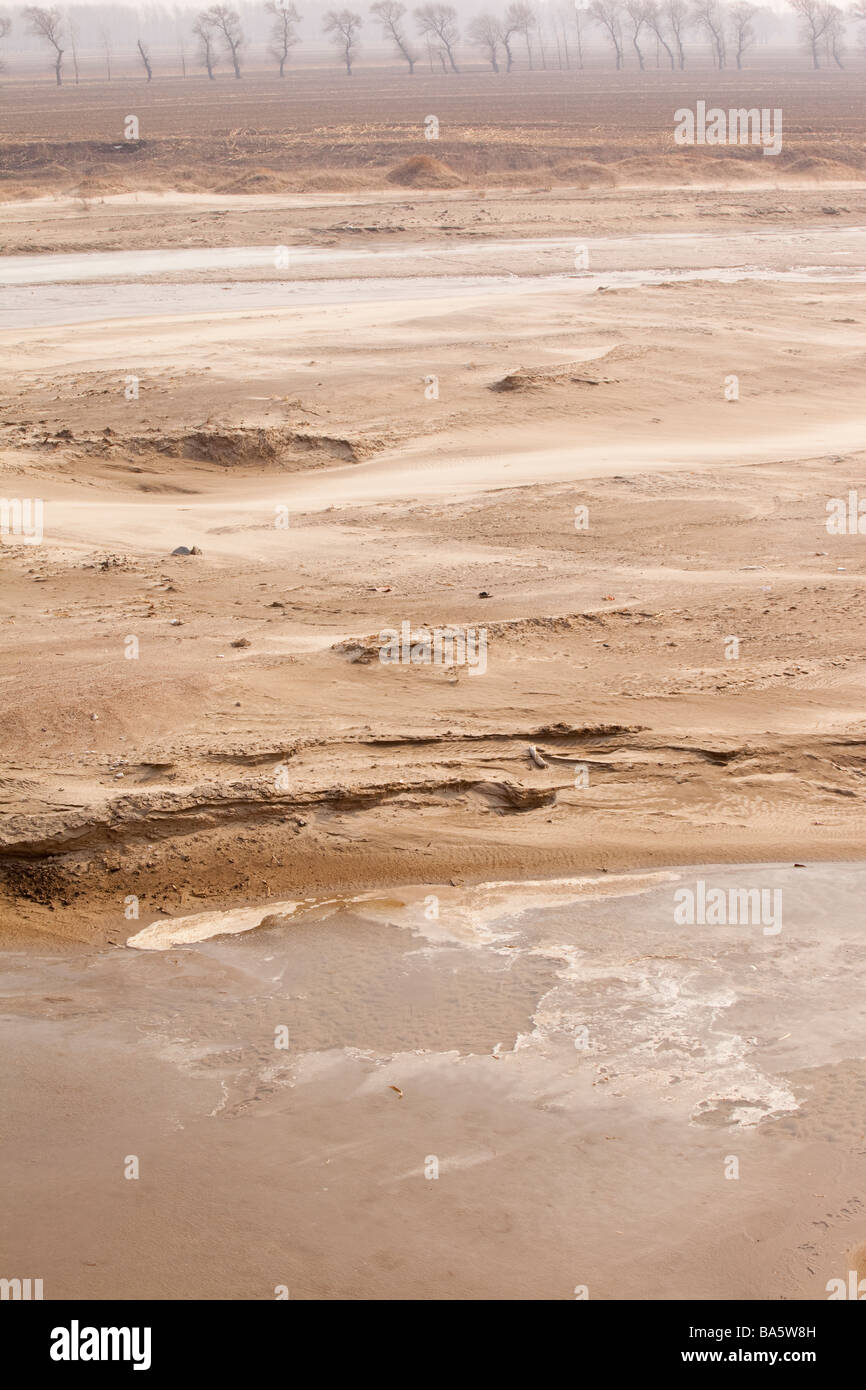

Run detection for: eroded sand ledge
[[2, 185, 866, 955]]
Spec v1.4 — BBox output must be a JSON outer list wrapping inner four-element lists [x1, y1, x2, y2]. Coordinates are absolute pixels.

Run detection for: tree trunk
[[138, 41, 153, 81]]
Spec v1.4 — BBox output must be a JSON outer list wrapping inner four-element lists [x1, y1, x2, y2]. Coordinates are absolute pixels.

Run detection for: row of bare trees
[[586, 0, 752, 70], [314, 0, 866, 75], [187, 0, 866, 77], [789, 0, 852, 66], [6, 1, 866, 84], [585, 0, 854, 70]]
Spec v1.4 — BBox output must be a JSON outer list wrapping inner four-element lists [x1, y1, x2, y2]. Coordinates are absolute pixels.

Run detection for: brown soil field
[[2, 66, 866, 199]]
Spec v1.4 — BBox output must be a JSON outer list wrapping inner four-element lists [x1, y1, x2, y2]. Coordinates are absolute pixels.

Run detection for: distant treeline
[[1, 2, 864, 83]]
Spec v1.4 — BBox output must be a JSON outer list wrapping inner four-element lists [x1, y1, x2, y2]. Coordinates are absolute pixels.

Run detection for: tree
[[202, 4, 244, 77], [137, 37, 153, 80], [371, 0, 418, 71], [588, 0, 625, 66], [505, 0, 536, 66], [0, 15, 11, 72], [323, 9, 362, 73], [824, 2, 845, 64], [533, 0, 549, 65], [468, 12, 501, 68], [99, 25, 113, 79], [24, 6, 64, 85], [663, 0, 688, 65], [624, 0, 648, 66], [788, 0, 831, 67], [643, 0, 676, 65], [498, 2, 525, 67], [691, 0, 726, 66], [193, 15, 218, 76], [67, 8, 80, 83], [553, 1, 573, 66], [728, 1, 756, 66], [266, 1, 300, 76], [571, 3, 587, 66], [414, 4, 460, 72]]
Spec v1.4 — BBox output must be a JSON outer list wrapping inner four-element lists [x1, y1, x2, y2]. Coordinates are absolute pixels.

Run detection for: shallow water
[[5, 224, 866, 329], [3, 861, 866, 1299], [21, 860, 866, 1129], [4, 224, 866, 283], [7, 265, 866, 332]]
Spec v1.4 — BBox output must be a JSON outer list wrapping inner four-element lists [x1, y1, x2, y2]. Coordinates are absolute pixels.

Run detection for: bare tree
[[729, 0, 756, 66], [323, 9, 362, 73], [24, 6, 64, 85], [550, 7, 564, 65], [788, 0, 834, 65], [193, 15, 218, 76], [571, 2, 587, 65], [414, 4, 460, 71], [664, 0, 688, 64], [692, 0, 726, 65], [533, 0, 549, 63], [824, 1, 845, 63], [588, 0, 625, 66], [99, 25, 113, 79], [624, 0, 648, 65], [203, 4, 244, 77], [505, 0, 536, 66], [137, 37, 153, 80], [0, 14, 10, 72], [468, 12, 502, 67], [499, 2, 526, 67], [643, 0, 676, 64], [266, 1, 300, 76], [554, 1, 573, 66], [67, 8, 79, 83], [371, 1, 418, 70]]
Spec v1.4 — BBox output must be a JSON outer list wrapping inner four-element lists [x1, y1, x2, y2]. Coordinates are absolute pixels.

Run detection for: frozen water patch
[[127, 899, 303, 950], [345, 871, 682, 950], [127, 870, 680, 953]]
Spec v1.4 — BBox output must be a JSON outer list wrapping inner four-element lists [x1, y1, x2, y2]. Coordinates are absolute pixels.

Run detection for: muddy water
[[4, 224, 866, 330], [5, 224, 866, 282], [2, 863, 865, 1298], [9, 266, 866, 332]]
